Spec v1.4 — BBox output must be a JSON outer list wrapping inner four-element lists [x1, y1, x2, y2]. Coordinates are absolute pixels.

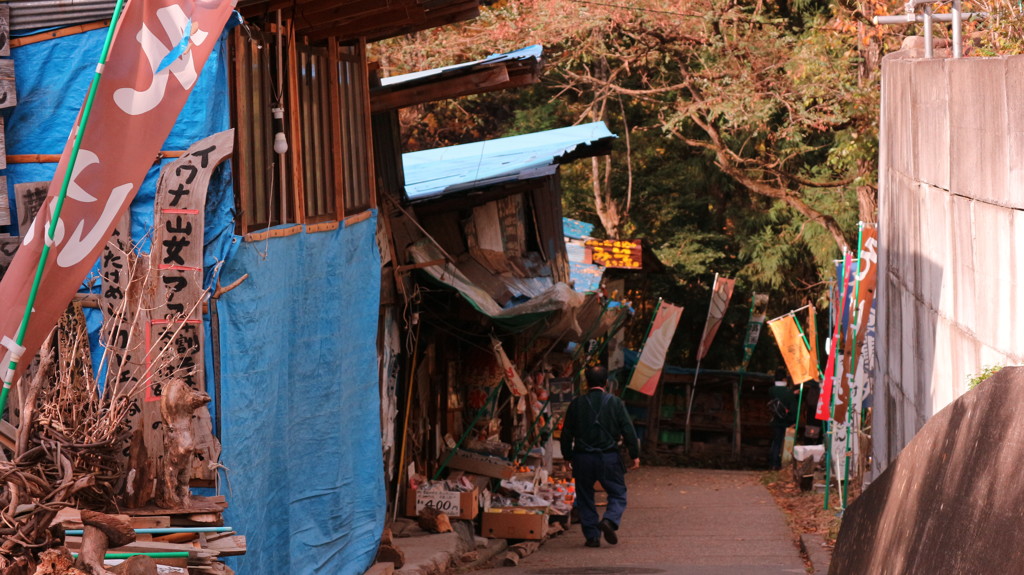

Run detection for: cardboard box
[[445, 449, 515, 479], [405, 487, 479, 520], [481, 507, 548, 540]]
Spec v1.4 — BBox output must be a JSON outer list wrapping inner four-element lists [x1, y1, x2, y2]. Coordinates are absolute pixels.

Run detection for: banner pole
[[0, 0, 128, 418], [686, 274, 720, 453], [842, 223, 866, 509], [824, 250, 849, 510]]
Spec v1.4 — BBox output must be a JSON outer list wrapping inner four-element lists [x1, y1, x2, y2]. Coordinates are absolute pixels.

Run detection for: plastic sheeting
[[409, 238, 585, 332], [215, 219, 384, 575]]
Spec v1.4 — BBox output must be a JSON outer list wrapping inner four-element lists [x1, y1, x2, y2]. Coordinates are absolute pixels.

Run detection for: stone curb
[[800, 533, 832, 575]]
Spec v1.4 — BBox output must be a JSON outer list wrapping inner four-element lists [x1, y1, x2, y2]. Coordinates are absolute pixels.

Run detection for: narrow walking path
[[472, 467, 808, 575]]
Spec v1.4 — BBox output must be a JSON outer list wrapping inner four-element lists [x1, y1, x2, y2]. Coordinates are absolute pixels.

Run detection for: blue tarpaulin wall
[[5, 23, 237, 371], [4, 18, 385, 575], [216, 220, 384, 574]]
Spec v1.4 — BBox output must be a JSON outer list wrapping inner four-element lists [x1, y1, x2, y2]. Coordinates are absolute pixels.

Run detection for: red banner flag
[[0, 0, 235, 383], [696, 275, 735, 361], [627, 301, 684, 396]]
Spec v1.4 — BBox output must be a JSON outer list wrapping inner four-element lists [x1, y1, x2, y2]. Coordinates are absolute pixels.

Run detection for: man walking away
[[560, 365, 640, 548], [768, 369, 798, 470]]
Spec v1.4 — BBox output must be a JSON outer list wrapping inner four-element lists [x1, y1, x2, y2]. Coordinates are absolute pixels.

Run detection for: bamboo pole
[[391, 320, 421, 522], [842, 223, 867, 509], [823, 250, 850, 510], [686, 274, 720, 453]]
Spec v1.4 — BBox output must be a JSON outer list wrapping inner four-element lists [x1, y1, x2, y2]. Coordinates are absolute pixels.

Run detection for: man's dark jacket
[[560, 389, 640, 460]]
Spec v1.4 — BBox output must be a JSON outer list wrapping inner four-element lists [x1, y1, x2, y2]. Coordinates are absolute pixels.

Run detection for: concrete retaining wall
[[876, 52, 1024, 475]]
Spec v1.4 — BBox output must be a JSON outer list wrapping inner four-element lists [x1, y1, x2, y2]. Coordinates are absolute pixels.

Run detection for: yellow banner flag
[[768, 314, 816, 385]]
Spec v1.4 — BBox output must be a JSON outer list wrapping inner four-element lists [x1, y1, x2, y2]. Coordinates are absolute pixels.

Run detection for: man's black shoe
[[585, 538, 601, 548], [599, 518, 618, 545]]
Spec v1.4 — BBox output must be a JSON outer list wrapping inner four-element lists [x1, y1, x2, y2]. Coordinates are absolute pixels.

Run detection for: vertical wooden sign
[[147, 129, 233, 486], [14, 181, 47, 234], [0, 60, 15, 109], [0, 5, 10, 58], [0, 237, 16, 280], [0, 176, 8, 227], [0, 116, 7, 171]]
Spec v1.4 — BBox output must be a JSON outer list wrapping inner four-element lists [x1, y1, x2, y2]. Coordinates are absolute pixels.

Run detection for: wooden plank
[[305, 221, 339, 234], [0, 6, 9, 57], [286, 22, 306, 223], [0, 59, 16, 109], [358, 39, 377, 210], [327, 33, 345, 219], [242, 224, 302, 242], [147, 130, 234, 484], [203, 535, 246, 556], [13, 181, 47, 233], [10, 19, 109, 49], [0, 175, 8, 227], [131, 516, 173, 529], [0, 419, 14, 450], [0, 236, 18, 280], [230, 28, 252, 234], [6, 150, 184, 164], [371, 66, 509, 112]]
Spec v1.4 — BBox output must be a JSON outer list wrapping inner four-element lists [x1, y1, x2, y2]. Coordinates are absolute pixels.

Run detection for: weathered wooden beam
[[372, 67, 509, 112]]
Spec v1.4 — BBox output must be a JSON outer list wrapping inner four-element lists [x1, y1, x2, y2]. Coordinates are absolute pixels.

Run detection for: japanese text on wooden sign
[[585, 239, 642, 269]]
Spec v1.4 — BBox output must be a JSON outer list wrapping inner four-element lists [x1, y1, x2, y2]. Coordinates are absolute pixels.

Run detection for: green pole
[[104, 553, 190, 559], [0, 0, 128, 418], [71, 552, 192, 559]]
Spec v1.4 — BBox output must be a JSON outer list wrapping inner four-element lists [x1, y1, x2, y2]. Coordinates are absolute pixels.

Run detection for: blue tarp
[[4, 17, 384, 575], [216, 221, 384, 574], [5, 23, 237, 372]]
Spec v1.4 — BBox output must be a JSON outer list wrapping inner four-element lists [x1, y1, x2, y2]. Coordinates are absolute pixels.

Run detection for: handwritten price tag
[[415, 490, 463, 515]]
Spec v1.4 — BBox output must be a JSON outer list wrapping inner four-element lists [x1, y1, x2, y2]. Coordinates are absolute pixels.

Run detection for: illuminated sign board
[[585, 239, 642, 269]]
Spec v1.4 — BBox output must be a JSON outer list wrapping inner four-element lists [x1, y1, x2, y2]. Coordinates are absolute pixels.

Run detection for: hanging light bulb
[[272, 107, 288, 155]]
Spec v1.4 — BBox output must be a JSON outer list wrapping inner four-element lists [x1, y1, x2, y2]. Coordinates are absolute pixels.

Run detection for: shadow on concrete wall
[[832, 367, 1024, 574]]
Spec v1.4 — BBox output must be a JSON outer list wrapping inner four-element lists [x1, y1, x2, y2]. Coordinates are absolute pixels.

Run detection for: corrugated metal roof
[[10, 0, 480, 42], [402, 121, 616, 202], [8, 1, 117, 32], [563, 217, 595, 240], [380, 44, 542, 86]]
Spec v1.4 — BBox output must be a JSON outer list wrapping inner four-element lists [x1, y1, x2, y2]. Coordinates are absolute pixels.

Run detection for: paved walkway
[[472, 467, 808, 575]]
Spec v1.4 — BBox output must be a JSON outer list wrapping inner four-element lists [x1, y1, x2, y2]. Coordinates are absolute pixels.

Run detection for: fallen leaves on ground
[[763, 470, 843, 546]]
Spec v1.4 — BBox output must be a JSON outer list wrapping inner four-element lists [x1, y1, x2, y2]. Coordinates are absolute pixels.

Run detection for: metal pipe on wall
[[873, 13, 987, 25], [952, 0, 963, 58]]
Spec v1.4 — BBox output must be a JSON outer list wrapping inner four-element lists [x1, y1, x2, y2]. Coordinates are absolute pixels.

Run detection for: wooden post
[[732, 377, 742, 458]]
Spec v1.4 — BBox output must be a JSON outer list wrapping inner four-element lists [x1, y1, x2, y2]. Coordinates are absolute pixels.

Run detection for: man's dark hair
[[585, 365, 608, 388]]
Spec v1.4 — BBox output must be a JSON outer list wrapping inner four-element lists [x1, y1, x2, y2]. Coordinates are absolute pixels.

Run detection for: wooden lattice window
[[230, 24, 376, 235]]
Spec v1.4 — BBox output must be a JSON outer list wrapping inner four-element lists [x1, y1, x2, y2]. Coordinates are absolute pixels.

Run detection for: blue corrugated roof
[[570, 261, 604, 293], [380, 45, 543, 87], [403, 121, 616, 201], [563, 217, 595, 240]]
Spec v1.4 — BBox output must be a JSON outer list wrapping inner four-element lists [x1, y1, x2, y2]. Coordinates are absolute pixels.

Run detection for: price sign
[[415, 490, 463, 515]]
